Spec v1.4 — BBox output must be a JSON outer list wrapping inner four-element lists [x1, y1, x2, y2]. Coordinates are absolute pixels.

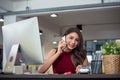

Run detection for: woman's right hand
[[75, 65, 82, 73], [57, 40, 67, 55]]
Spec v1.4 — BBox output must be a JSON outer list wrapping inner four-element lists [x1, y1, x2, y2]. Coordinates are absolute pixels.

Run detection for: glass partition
[[85, 39, 117, 72], [85, 39, 116, 55]]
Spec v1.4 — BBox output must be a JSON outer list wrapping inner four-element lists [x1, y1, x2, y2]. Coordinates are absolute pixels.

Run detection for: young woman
[[38, 27, 88, 74]]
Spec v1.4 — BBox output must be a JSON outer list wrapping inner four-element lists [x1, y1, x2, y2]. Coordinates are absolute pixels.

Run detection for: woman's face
[[65, 32, 79, 50]]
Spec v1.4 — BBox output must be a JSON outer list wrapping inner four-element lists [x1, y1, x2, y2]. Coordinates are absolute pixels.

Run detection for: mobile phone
[[62, 36, 65, 41]]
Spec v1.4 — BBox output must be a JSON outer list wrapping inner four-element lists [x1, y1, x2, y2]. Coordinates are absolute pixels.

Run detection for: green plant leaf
[[101, 41, 120, 55]]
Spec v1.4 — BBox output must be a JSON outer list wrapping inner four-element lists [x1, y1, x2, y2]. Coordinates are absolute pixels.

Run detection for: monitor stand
[[3, 44, 19, 74]]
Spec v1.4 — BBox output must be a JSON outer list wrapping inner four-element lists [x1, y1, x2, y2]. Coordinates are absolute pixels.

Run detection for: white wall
[[62, 23, 120, 41], [82, 24, 120, 40], [38, 17, 60, 58], [4, 15, 17, 25]]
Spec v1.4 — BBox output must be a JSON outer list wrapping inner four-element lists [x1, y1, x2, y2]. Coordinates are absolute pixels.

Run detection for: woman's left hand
[[75, 65, 82, 73]]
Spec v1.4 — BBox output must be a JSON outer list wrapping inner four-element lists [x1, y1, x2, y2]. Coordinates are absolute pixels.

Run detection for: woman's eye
[[69, 37, 79, 42], [75, 39, 79, 42], [70, 37, 74, 40]]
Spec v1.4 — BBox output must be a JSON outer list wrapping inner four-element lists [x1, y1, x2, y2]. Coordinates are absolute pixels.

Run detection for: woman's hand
[[75, 65, 82, 73], [57, 40, 67, 55]]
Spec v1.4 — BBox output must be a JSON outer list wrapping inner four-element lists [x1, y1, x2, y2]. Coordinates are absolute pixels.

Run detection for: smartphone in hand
[[61, 36, 67, 50], [62, 36, 65, 41]]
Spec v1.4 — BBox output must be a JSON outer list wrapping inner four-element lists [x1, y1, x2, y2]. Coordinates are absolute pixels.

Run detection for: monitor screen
[[2, 17, 44, 70]]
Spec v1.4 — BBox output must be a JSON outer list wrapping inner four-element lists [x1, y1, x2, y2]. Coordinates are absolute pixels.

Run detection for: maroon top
[[53, 51, 76, 74]]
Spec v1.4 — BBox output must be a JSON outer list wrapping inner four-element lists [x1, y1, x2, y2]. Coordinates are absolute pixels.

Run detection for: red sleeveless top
[[53, 51, 76, 74]]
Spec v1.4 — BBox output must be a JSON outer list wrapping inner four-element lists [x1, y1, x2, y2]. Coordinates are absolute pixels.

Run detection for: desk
[[0, 74, 120, 80]]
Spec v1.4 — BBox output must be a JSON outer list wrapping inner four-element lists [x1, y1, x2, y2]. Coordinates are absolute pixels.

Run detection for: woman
[[38, 27, 88, 74]]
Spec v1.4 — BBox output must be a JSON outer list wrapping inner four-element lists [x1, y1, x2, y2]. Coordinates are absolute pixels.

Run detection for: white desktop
[[2, 17, 44, 74]]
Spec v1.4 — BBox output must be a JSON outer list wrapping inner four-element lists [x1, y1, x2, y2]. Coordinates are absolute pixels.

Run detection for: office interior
[[0, 0, 120, 75]]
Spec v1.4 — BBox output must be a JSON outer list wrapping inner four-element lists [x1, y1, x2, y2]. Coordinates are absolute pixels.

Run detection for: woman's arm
[[37, 49, 60, 73], [38, 39, 67, 73], [83, 57, 88, 66]]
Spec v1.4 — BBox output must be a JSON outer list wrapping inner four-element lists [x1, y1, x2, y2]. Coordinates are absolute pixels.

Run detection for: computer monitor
[[2, 17, 44, 73]]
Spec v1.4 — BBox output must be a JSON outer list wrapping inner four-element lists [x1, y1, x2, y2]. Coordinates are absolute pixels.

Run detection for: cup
[[13, 66, 24, 74], [91, 60, 102, 74], [79, 66, 90, 74]]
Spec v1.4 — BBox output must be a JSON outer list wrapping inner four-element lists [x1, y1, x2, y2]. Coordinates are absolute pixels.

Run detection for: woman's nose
[[71, 39, 75, 44]]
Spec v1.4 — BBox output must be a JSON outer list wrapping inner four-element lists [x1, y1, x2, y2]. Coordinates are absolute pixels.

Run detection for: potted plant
[[101, 40, 120, 74]]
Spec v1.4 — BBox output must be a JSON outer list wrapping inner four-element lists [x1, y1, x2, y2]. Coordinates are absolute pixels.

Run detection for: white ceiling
[[1, 6, 119, 32], [37, 6, 120, 27], [0, 1, 120, 28]]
